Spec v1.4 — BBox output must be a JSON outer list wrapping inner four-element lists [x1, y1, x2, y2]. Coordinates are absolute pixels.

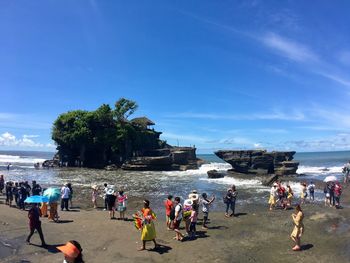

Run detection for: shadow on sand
[[301, 244, 313, 251], [56, 220, 74, 224], [29, 243, 65, 254], [148, 244, 172, 255]]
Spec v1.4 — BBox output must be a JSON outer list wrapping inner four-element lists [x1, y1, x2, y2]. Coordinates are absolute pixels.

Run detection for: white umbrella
[[323, 175, 337, 182]]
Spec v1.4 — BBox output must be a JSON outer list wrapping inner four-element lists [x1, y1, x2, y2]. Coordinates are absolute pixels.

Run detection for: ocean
[[0, 150, 348, 209]]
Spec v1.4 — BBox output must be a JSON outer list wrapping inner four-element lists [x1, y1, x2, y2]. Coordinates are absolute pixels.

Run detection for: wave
[[297, 165, 342, 174], [0, 154, 46, 165]]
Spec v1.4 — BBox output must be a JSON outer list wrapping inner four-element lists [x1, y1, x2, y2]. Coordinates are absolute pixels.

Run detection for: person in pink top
[[117, 190, 128, 220], [189, 202, 198, 239]]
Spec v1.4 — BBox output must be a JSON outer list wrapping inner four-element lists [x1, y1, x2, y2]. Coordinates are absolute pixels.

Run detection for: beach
[[1, 185, 350, 263]]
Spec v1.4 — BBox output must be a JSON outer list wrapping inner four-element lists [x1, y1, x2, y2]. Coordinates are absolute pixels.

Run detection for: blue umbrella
[[24, 195, 49, 203], [43, 188, 61, 202]]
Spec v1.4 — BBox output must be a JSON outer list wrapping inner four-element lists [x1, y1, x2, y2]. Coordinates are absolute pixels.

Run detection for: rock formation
[[121, 147, 203, 171], [214, 150, 299, 176], [207, 170, 225, 179]]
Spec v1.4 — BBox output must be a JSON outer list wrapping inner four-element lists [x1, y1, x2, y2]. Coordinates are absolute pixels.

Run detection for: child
[[268, 183, 278, 211], [286, 185, 294, 208], [189, 202, 198, 239], [201, 193, 215, 230], [300, 183, 307, 204], [164, 195, 173, 230], [92, 186, 98, 209], [49, 202, 59, 222], [117, 190, 128, 220]]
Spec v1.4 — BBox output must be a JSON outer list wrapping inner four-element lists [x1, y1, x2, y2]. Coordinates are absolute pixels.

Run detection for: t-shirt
[[61, 186, 70, 199], [175, 204, 182, 220], [201, 199, 210, 213], [164, 199, 173, 216]]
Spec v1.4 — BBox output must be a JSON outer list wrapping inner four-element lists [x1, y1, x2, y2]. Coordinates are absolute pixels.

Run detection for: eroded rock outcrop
[[215, 150, 299, 176], [207, 170, 225, 179], [121, 147, 202, 171]]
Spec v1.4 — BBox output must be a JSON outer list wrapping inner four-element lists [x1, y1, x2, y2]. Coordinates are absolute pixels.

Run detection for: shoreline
[[1, 182, 350, 262]]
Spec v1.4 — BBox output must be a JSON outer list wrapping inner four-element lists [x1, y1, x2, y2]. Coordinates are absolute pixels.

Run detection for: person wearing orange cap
[[57, 240, 84, 263]]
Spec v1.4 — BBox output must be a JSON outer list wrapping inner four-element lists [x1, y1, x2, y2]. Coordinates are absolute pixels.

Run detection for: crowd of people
[[0, 163, 348, 257]]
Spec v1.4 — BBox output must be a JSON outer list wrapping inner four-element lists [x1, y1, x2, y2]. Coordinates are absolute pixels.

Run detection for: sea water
[[0, 150, 348, 209]]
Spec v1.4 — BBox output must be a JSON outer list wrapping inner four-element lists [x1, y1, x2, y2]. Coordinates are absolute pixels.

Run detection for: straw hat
[[189, 193, 199, 201], [57, 241, 80, 258]]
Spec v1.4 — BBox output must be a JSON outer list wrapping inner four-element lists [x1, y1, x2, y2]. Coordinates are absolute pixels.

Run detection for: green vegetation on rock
[[52, 98, 165, 168]]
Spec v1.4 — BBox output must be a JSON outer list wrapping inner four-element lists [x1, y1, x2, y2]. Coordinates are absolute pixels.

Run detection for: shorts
[[173, 219, 182, 230], [166, 215, 171, 222], [118, 204, 126, 212]]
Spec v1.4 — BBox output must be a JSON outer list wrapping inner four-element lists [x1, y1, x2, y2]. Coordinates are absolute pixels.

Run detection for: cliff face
[[214, 150, 299, 176]]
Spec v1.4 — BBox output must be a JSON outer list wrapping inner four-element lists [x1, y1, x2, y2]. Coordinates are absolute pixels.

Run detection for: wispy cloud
[[166, 110, 305, 121], [261, 32, 318, 63]]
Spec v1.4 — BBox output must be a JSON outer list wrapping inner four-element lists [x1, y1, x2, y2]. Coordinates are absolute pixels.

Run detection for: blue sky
[[1, 0, 350, 153]]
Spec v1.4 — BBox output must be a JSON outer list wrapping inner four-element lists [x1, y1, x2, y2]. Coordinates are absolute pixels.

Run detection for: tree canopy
[[52, 98, 164, 168]]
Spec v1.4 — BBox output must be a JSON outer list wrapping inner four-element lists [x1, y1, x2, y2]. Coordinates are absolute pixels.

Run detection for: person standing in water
[[307, 181, 315, 201], [290, 204, 304, 251]]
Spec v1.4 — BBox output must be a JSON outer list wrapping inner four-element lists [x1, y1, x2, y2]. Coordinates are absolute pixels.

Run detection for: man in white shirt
[[61, 183, 71, 211], [173, 196, 184, 241]]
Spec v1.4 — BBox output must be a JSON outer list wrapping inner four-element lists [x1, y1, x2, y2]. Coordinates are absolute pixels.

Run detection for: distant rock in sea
[[214, 150, 299, 177]]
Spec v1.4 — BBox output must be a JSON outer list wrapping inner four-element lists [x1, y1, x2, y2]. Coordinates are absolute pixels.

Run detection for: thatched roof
[[130, 117, 155, 127]]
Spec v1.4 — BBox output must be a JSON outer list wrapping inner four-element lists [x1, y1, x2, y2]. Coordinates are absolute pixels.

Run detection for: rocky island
[[214, 150, 299, 184], [49, 98, 202, 171]]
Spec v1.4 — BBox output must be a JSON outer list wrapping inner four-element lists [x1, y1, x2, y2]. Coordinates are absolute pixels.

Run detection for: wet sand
[[1, 186, 350, 263]]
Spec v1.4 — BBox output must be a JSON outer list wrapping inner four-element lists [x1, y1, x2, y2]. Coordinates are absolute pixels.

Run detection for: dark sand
[[1, 185, 350, 263]]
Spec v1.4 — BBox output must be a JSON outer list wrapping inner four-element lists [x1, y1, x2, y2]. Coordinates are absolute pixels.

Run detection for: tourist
[[300, 183, 307, 204], [61, 183, 71, 211], [328, 182, 335, 207], [224, 185, 237, 217], [106, 187, 116, 219], [342, 161, 350, 184], [183, 197, 193, 234], [13, 182, 19, 207], [0, 174, 4, 194], [103, 183, 108, 211], [117, 190, 128, 220], [290, 204, 304, 251], [286, 185, 294, 208], [5, 181, 13, 206], [137, 199, 158, 251], [307, 181, 315, 201], [24, 181, 31, 197], [278, 182, 287, 209], [40, 202, 48, 217], [164, 195, 173, 230], [189, 189, 199, 203], [32, 181, 42, 196], [334, 182, 342, 208], [172, 196, 184, 241], [67, 183, 73, 208], [19, 182, 27, 210], [91, 185, 98, 209], [57, 240, 84, 263], [324, 183, 331, 206], [189, 202, 198, 239], [268, 183, 278, 211], [201, 193, 215, 229], [26, 203, 47, 247], [49, 201, 59, 222]]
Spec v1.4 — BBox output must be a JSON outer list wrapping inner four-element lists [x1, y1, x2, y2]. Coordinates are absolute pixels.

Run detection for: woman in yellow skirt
[[286, 185, 294, 208], [290, 204, 304, 251], [137, 200, 158, 251]]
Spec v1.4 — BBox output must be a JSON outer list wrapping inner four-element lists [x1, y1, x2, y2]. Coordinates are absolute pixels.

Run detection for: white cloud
[[0, 132, 55, 149], [261, 32, 318, 63]]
